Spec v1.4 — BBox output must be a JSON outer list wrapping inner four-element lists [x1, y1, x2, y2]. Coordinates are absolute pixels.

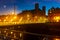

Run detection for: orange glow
[[13, 16, 17, 19], [54, 17, 60, 20], [54, 38, 60, 40], [6, 16, 8, 19], [4, 19, 6, 22], [34, 16, 37, 19], [10, 19, 13, 22], [11, 12, 15, 15], [0, 19, 1, 21], [27, 14, 30, 17], [19, 17, 23, 22], [0, 14, 48, 26], [11, 31, 13, 34], [54, 16, 60, 22]]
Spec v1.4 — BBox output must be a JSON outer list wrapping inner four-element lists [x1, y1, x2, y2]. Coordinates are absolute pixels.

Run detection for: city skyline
[[0, 0, 60, 15]]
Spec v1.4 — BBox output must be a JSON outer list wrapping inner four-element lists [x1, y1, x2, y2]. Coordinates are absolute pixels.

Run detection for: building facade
[[48, 7, 60, 22], [18, 3, 47, 23]]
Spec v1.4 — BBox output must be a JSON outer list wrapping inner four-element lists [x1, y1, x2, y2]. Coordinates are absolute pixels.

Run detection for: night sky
[[0, 0, 60, 15]]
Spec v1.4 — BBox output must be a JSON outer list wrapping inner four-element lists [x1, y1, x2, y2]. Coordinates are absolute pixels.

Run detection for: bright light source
[[56, 20, 59, 22], [34, 16, 37, 18], [11, 31, 13, 34], [14, 16, 17, 19], [4, 30, 6, 33], [11, 39, 14, 40], [27, 18, 30, 20], [54, 16, 60, 22], [10, 19, 13, 22], [55, 17, 60, 20], [0, 19, 1, 21], [11, 12, 14, 15], [20, 33, 22, 37], [4, 19, 6, 22], [54, 16, 60, 20], [14, 22, 17, 24], [54, 38, 60, 40], [19, 17, 23, 22], [6, 16, 8, 19], [27, 14, 30, 17]]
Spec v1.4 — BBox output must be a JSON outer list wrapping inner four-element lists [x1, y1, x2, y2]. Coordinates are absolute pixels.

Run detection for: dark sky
[[0, 0, 60, 15]]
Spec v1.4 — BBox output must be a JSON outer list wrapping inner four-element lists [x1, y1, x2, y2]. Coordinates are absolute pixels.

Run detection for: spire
[[35, 3, 39, 10]]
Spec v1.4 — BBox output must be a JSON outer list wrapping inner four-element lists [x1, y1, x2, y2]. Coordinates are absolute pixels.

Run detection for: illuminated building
[[18, 3, 47, 23], [0, 3, 47, 26], [48, 7, 60, 22]]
